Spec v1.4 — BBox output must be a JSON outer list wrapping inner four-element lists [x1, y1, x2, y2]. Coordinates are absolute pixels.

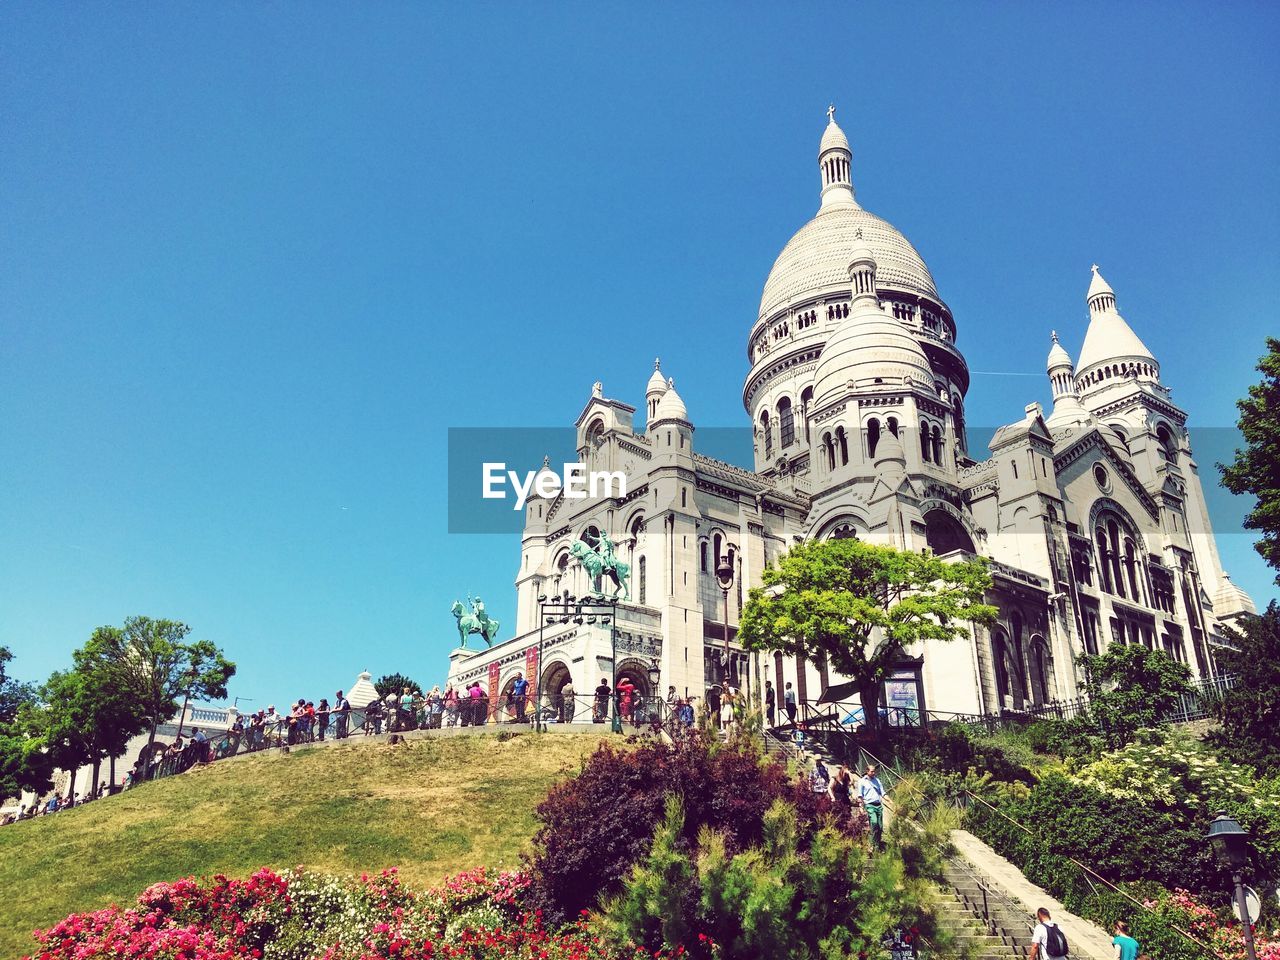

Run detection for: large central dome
[[758, 204, 940, 322]]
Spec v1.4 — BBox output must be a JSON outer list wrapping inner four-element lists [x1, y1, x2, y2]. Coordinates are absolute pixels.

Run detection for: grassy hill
[[0, 731, 611, 959]]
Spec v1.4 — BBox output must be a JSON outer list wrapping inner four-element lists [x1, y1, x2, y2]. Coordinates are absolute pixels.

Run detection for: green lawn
[[0, 732, 610, 959]]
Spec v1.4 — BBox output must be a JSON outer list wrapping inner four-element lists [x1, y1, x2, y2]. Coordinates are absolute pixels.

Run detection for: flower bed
[[24, 866, 690, 960]]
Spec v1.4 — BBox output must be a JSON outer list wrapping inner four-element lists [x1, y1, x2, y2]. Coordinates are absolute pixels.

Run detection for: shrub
[[1076, 644, 1193, 748], [600, 796, 919, 960], [524, 732, 847, 926]]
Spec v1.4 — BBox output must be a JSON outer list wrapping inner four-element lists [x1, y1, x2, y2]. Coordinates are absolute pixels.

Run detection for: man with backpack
[[1030, 907, 1069, 959]]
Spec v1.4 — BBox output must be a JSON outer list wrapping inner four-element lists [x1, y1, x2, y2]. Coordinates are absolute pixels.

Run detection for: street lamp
[[174, 667, 199, 739], [646, 657, 661, 723], [716, 555, 734, 689], [1206, 811, 1258, 960]]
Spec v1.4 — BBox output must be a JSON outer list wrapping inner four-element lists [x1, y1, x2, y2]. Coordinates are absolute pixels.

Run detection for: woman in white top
[[720, 688, 736, 731]]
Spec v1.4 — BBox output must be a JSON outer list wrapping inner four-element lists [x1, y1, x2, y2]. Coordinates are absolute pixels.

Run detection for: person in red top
[[616, 678, 636, 721]]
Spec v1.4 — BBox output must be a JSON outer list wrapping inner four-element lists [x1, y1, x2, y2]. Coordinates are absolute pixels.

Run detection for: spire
[[1076, 264, 1159, 389], [818, 104, 858, 211]]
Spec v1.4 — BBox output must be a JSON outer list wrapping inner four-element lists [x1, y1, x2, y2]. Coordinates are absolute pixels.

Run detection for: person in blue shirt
[[511, 672, 529, 722], [856, 763, 887, 850], [1112, 920, 1140, 960]]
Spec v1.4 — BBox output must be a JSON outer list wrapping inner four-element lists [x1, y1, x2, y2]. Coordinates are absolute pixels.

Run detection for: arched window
[[778, 397, 795, 448], [1029, 638, 1051, 706], [992, 632, 1012, 706], [920, 420, 931, 462], [932, 425, 944, 465], [713, 533, 722, 569], [866, 418, 881, 459], [800, 387, 813, 442], [822, 431, 835, 471], [1157, 424, 1178, 463], [638, 556, 646, 605], [700, 541, 707, 573], [760, 411, 772, 458], [887, 416, 899, 436], [1094, 525, 1113, 593], [836, 426, 849, 465], [586, 418, 605, 447]]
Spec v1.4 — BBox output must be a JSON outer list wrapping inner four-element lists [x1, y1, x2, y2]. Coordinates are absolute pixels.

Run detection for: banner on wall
[[525, 645, 539, 693], [488, 660, 500, 721]]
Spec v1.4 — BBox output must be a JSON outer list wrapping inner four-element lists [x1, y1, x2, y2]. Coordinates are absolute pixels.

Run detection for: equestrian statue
[[570, 529, 631, 600], [451, 595, 500, 649]]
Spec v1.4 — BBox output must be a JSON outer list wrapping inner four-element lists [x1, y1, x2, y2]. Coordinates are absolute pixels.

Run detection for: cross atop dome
[[827, 103, 836, 124]]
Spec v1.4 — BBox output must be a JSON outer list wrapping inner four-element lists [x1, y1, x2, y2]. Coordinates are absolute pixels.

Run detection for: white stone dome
[[759, 206, 941, 322], [812, 299, 935, 404], [652, 378, 689, 422]]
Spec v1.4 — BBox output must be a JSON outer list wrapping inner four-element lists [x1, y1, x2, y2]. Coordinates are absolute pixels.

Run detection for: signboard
[[885, 670, 921, 728], [488, 661, 501, 721], [1234, 886, 1260, 926], [881, 927, 919, 960]]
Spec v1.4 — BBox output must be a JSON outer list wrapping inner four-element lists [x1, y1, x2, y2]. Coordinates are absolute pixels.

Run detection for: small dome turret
[[1077, 265, 1160, 389], [645, 358, 668, 421], [652, 377, 689, 424]]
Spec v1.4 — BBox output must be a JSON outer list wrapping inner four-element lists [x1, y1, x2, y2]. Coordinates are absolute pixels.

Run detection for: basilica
[[445, 110, 1256, 723]]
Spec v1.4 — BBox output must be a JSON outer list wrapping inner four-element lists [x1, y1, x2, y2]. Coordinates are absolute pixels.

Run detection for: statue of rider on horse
[[570, 529, 631, 601], [451, 595, 500, 649]]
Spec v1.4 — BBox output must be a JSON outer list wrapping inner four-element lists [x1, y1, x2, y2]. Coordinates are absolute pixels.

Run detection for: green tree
[[374, 673, 421, 698], [737, 539, 997, 738], [1219, 336, 1280, 585], [0, 646, 37, 727], [86, 617, 235, 755], [1077, 644, 1192, 748], [0, 647, 51, 802], [1210, 600, 1280, 774]]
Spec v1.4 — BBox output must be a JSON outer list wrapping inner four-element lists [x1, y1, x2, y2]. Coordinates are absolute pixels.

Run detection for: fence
[[769, 673, 1236, 759], [135, 693, 681, 786]]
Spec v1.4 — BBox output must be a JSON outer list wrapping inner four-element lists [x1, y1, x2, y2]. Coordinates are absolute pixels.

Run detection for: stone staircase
[[934, 887, 1022, 960], [939, 858, 1029, 959]]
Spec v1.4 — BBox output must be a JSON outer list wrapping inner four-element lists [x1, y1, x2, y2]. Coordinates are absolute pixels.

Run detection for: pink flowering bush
[[23, 867, 686, 960], [1140, 888, 1280, 960]]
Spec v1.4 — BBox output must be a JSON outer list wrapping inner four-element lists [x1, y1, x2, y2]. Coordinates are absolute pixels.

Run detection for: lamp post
[[1207, 810, 1258, 960], [539, 594, 620, 733], [716, 555, 734, 689], [647, 657, 661, 724]]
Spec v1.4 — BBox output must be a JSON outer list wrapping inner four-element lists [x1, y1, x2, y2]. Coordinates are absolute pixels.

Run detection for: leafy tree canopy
[[374, 673, 422, 698], [1219, 336, 1280, 585], [737, 538, 996, 735], [1210, 600, 1280, 775], [0, 645, 37, 726], [1077, 643, 1192, 748], [82, 617, 235, 748]]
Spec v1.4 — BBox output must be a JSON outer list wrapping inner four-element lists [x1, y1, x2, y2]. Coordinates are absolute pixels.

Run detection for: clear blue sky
[[2, 2, 1277, 709]]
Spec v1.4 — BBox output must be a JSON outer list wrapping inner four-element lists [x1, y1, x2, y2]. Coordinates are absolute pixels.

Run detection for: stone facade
[[446, 111, 1255, 722]]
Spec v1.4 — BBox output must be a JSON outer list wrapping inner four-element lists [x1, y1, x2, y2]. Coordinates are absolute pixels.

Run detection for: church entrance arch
[[540, 660, 573, 722], [923, 508, 976, 555], [615, 658, 653, 724]]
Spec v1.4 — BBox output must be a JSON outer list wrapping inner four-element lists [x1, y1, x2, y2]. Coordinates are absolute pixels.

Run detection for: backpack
[[1044, 923, 1069, 958]]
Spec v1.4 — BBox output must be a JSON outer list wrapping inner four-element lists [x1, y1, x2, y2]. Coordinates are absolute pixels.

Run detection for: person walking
[[764, 679, 776, 728], [1029, 908, 1069, 960], [594, 678, 611, 723], [707, 685, 722, 729], [511, 672, 529, 723], [316, 698, 330, 741], [560, 679, 575, 723], [443, 686, 459, 727], [720, 688, 736, 732], [334, 690, 351, 739], [784, 681, 797, 724], [828, 765, 853, 823], [857, 763, 887, 850], [1112, 921, 1139, 960]]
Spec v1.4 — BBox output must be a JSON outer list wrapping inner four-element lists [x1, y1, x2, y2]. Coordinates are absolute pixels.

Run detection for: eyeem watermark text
[[482, 462, 627, 510]]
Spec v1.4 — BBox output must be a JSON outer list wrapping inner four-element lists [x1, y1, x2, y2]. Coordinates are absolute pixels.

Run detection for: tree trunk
[[67, 764, 77, 805], [858, 677, 883, 742], [91, 757, 101, 797], [109, 754, 116, 793]]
